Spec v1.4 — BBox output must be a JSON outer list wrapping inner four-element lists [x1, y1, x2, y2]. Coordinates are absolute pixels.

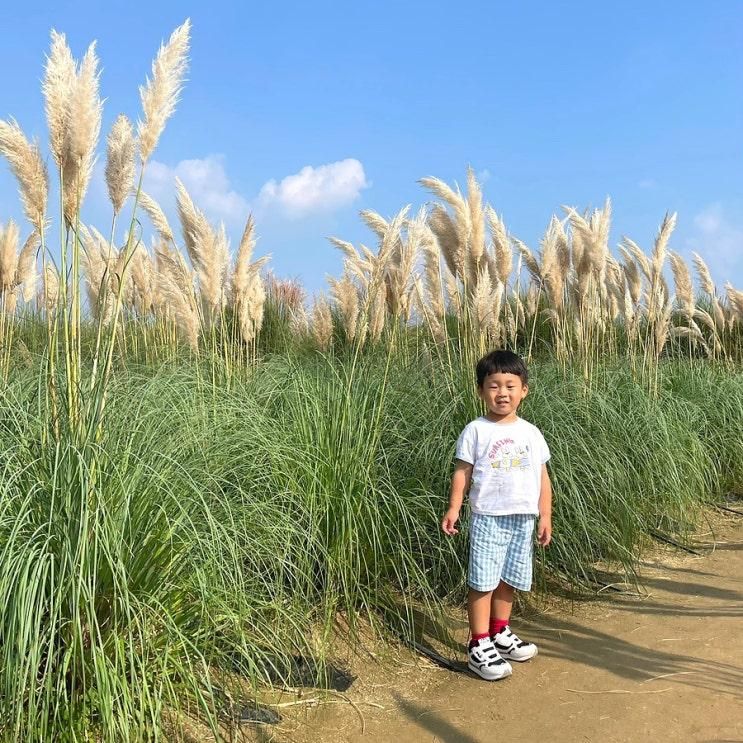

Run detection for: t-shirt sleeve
[[535, 429, 551, 464], [455, 424, 476, 465]]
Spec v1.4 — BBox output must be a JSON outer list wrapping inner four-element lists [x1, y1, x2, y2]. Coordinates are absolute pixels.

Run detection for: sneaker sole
[[467, 660, 513, 681], [501, 647, 538, 662]]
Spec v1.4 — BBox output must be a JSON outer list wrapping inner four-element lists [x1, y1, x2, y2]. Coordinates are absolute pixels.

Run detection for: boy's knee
[[468, 587, 493, 600]]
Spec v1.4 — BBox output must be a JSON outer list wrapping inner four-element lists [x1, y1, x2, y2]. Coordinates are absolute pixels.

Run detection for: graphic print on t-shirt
[[488, 437, 531, 472]]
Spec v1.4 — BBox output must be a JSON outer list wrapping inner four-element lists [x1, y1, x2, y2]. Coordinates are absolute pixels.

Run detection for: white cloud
[[257, 158, 368, 218], [638, 178, 657, 190], [685, 203, 743, 284], [477, 168, 492, 184], [693, 203, 725, 234], [144, 155, 249, 224]]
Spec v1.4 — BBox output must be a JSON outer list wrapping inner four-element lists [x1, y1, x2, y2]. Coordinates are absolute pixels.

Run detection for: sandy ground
[[249, 517, 743, 743]]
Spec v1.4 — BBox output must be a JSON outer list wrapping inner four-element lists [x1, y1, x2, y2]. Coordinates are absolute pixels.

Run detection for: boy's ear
[[522, 384, 529, 398]]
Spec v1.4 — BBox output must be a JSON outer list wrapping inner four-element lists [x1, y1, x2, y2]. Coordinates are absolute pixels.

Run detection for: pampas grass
[[669, 251, 695, 318], [155, 240, 200, 350], [427, 203, 461, 281], [129, 243, 157, 317], [137, 190, 175, 244], [692, 252, 715, 296], [43, 31, 75, 166], [0, 121, 48, 232], [175, 178, 230, 324], [329, 275, 360, 341], [727, 283, 743, 320], [79, 225, 109, 319], [420, 176, 469, 282], [42, 264, 59, 313], [329, 237, 371, 288], [15, 230, 39, 298], [419, 223, 447, 334], [138, 20, 191, 162], [0, 221, 20, 294], [175, 177, 211, 270], [485, 206, 513, 285], [232, 216, 269, 345], [466, 166, 485, 280], [311, 294, 333, 350], [105, 115, 135, 215], [61, 41, 102, 224], [232, 215, 257, 298], [237, 271, 266, 344]]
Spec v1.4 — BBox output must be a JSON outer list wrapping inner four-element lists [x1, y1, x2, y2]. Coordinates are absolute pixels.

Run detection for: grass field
[[0, 18, 740, 741]]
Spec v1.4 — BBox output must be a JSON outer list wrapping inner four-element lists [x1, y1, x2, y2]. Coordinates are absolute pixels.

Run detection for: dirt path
[[264, 519, 743, 743]]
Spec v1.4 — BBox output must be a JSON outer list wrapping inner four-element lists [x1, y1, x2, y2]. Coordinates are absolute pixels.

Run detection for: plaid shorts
[[468, 513, 536, 592]]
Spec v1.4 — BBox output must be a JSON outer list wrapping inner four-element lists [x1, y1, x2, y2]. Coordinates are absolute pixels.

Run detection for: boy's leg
[[489, 580, 514, 636], [465, 513, 512, 680], [467, 587, 494, 639], [466, 587, 512, 680], [490, 515, 538, 661]]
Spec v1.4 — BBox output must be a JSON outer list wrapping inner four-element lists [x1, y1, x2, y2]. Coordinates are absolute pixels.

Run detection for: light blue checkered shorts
[[468, 513, 536, 592]]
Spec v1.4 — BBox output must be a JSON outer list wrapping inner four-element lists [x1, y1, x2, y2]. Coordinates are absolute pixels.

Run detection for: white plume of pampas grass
[[329, 275, 359, 341], [138, 190, 175, 244], [15, 230, 40, 300], [138, 20, 191, 163], [466, 167, 485, 281], [105, 115, 135, 215], [0, 121, 49, 231], [0, 221, 20, 293], [175, 178, 232, 322], [232, 215, 256, 298], [175, 177, 211, 271], [238, 272, 266, 344], [691, 252, 715, 296], [62, 42, 102, 224], [43, 264, 60, 314], [232, 215, 270, 343], [485, 206, 513, 285], [668, 251, 694, 318], [155, 241, 199, 349], [726, 284, 743, 323], [311, 294, 333, 350], [43, 30, 76, 167], [420, 176, 470, 283]]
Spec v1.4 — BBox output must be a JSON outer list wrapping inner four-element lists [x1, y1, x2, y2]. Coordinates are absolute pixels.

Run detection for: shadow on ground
[[392, 692, 481, 743]]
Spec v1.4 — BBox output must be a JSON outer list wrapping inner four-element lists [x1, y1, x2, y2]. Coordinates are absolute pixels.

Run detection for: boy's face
[[478, 371, 528, 420]]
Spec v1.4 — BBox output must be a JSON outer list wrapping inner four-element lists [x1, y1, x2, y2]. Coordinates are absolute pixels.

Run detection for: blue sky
[[0, 0, 741, 292]]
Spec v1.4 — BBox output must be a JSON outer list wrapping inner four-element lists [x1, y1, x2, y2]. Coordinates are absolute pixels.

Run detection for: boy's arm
[[441, 460, 473, 535], [537, 463, 552, 546]]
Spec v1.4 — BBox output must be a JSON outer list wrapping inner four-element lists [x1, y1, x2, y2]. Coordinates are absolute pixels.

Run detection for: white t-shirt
[[455, 416, 550, 516]]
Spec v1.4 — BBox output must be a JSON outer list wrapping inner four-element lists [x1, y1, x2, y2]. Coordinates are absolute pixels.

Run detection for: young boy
[[441, 350, 552, 681]]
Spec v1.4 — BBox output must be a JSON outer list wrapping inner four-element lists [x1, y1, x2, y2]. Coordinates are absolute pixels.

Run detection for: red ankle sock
[[468, 631, 489, 649], [489, 618, 509, 636]]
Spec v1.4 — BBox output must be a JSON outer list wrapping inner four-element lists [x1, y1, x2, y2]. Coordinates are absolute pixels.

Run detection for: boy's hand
[[537, 515, 552, 547], [441, 508, 460, 535]]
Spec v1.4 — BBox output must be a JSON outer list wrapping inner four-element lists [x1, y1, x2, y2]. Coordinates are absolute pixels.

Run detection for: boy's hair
[[476, 350, 528, 387]]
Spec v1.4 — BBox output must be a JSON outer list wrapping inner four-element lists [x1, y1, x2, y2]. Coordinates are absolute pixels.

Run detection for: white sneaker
[[492, 625, 538, 662], [467, 637, 512, 681]]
